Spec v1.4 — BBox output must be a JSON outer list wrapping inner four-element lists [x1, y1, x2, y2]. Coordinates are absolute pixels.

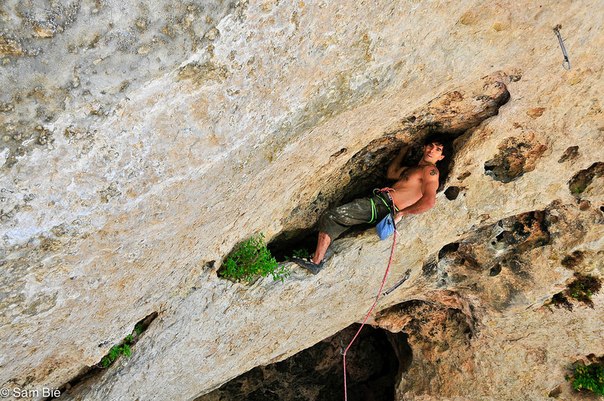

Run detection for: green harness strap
[[369, 194, 398, 224], [369, 199, 377, 224]]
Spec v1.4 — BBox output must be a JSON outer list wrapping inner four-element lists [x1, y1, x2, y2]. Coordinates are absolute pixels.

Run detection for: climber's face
[[423, 142, 445, 164]]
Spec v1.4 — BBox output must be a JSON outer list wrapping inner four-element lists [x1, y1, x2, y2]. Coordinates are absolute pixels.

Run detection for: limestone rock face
[[0, 1, 602, 401], [375, 203, 603, 400]]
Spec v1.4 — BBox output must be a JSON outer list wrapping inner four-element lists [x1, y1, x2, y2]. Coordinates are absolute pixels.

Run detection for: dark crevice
[[267, 229, 317, 263], [387, 332, 413, 373], [194, 323, 401, 401], [568, 162, 604, 197], [489, 263, 502, 276], [47, 312, 158, 400], [438, 242, 460, 260]]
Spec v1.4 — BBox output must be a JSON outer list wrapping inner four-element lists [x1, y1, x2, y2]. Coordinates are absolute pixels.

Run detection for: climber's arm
[[386, 145, 410, 180]]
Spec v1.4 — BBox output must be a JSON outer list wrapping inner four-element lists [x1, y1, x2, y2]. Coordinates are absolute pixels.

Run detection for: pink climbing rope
[[342, 228, 398, 401]]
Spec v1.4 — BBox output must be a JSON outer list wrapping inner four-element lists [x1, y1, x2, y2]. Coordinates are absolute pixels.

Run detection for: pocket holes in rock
[[330, 147, 347, 159], [568, 162, 604, 197], [484, 137, 548, 183], [489, 264, 502, 276], [558, 146, 579, 163], [561, 251, 584, 270], [457, 171, 471, 181], [444, 186, 461, 200], [438, 242, 459, 260]]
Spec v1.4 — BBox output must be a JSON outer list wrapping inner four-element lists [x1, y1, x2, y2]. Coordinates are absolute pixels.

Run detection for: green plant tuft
[[570, 183, 587, 195], [220, 234, 289, 283], [101, 343, 132, 368], [134, 323, 144, 336], [99, 328, 141, 368], [567, 273, 602, 307], [571, 362, 604, 395], [96, 314, 156, 369], [122, 343, 132, 357]]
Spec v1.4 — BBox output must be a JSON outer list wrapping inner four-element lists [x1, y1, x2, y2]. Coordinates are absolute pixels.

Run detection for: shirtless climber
[[292, 135, 448, 274]]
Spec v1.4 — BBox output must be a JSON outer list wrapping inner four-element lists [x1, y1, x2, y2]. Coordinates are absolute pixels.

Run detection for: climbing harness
[[368, 188, 398, 223], [368, 188, 397, 224], [372, 188, 398, 240], [341, 218, 400, 401], [553, 24, 571, 70]]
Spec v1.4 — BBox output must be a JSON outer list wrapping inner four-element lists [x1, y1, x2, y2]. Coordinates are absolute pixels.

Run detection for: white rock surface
[[0, 1, 602, 400]]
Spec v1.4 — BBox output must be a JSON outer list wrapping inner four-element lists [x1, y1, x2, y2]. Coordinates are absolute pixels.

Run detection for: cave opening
[[194, 323, 408, 401]]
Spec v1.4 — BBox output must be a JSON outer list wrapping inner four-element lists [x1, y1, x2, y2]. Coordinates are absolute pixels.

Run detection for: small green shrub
[[100, 335, 134, 368], [550, 273, 602, 310], [220, 234, 289, 283], [570, 362, 604, 396], [134, 323, 144, 336], [96, 313, 156, 369], [568, 273, 602, 307]]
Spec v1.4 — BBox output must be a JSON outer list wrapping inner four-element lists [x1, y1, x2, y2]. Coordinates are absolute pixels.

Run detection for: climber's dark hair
[[423, 133, 453, 163], [421, 132, 454, 191], [424, 133, 449, 150]]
